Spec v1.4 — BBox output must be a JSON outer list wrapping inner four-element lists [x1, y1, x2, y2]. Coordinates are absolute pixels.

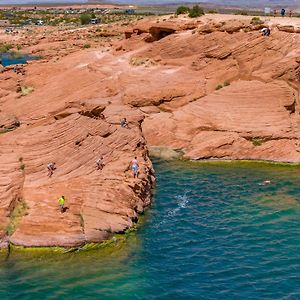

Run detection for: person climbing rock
[[261, 27, 271, 36], [120, 118, 129, 128], [58, 196, 65, 213], [131, 156, 139, 178], [96, 156, 104, 170], [47, 162, 56, 177]]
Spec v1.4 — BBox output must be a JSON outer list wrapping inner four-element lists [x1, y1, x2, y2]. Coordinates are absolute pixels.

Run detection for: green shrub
[[176, 6, 190, 15], [216, 84, 223, 90], [188, 5, 205, 18], [80, 13, 91, 25], [83, 43, 91, 49], [250, 17, 263, 25], [252, 138, 264, 146], [223, 80, 230, 87], [0, 43, 12, 53], [235, 11, 248, 16]]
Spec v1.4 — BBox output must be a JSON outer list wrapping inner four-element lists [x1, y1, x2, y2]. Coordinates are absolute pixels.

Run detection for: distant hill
[[4, 0, 300, 8], [90, 0, 300, 8], [3, 0, 85, 4]]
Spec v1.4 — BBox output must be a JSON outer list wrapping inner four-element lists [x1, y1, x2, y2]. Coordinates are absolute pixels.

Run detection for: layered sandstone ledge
[[1, 14, 300, 248]]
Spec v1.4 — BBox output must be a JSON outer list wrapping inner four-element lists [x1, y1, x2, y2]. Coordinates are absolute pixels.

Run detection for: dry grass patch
[[130, 57, 155, 67], [21, 86, 34, 96]]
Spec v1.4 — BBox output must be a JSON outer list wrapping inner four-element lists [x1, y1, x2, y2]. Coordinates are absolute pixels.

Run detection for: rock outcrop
[[0, 48, 154, 248], [1, 14, 300, 247]]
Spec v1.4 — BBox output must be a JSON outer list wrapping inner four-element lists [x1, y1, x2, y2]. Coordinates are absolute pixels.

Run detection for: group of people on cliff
[[48, 117, 140, 213], [260, 7, 295, 37]]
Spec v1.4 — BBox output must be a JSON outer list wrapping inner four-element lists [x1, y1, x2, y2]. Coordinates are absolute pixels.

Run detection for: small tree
[[189, 5, 205, 18], [80, 14, 91, 25], [176, 6, 190, 15]]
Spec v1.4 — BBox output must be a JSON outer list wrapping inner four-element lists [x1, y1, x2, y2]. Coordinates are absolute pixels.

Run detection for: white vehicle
[[5, 28, 14, 33], [90, 18, 100, 25], [36, 20, 44, 26]]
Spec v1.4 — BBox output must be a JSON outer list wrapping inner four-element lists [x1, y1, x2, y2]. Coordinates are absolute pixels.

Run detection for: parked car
[[36, 20, 44, 26], [5, 28, 14, 33], [90, 18, 100, 25]]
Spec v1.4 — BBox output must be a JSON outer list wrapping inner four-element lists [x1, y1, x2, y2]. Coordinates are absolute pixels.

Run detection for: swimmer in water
[[259, 180, 271, 185]]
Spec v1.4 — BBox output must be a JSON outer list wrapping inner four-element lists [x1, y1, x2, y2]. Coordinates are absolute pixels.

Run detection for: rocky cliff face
[[0, 15, 300, 247], [134, 17, 300, 162], [0, 46, 155, 248]]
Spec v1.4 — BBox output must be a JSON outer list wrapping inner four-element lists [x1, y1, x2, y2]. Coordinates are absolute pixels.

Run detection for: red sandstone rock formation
[[1, 14, 300, 247], [0, 48, 154, 248]]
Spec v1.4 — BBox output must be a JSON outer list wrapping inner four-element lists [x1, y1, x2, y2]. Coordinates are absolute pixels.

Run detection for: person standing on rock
[[120, 118, 129, 128], [281, 8, 286, 17], [58, 196, 65, 213], [47, 162, 56, 177], [131, 157, 139, 178], [96, 156, 104, 170]]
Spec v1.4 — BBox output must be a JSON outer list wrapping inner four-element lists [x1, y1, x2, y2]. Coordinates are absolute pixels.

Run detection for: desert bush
[[189, 5, 205, 18], [252, 138, 264, 146], [130, 57, 148, 66], [235, 11, 248, 16], [130, 57, 155, 67], [216, 84, 223, 90], [0, 43, 13, 53], [83, 43, 91, 49], [21, 86, 34, 96], [223, 80, 230, 87], [250, 17, 263, 25], [80, 13, 91, 25], [176, 6, 190, 15]]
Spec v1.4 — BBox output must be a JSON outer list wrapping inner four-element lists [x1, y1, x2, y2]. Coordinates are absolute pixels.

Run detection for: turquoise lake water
[[1, 160, 300, 299], [0, 54, 39, 67]]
